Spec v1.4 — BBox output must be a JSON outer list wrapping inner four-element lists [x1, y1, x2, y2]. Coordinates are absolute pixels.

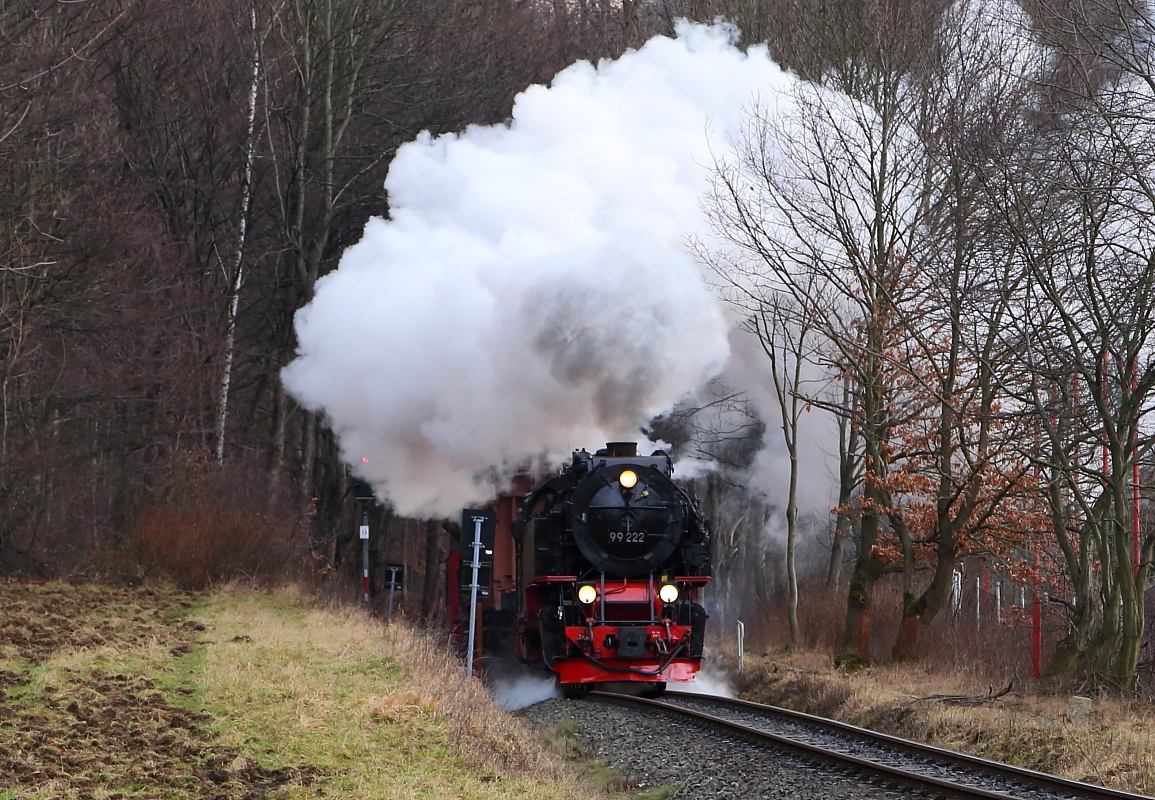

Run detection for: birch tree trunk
[[216, 8, 262, 465]]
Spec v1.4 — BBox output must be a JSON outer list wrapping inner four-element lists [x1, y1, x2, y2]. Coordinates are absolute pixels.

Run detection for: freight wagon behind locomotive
[[452, 442, 711, 696]]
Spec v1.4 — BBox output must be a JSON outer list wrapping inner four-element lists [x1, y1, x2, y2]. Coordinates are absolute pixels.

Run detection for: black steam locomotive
[[512, 442, 711, 695]]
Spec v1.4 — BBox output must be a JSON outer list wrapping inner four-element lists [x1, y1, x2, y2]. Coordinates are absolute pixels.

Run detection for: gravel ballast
[[661, 694, 1098, 800], [518, 696, 922, 799]]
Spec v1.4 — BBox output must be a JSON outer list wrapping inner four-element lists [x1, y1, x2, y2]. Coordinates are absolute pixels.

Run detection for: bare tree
[[751, 294, 822, 646], [884, 0, 1045, 661], [984, 54, 1155, 689], [701, 0, 1068, 668], [705, 50, 934, 665], [699, 252, 823, 645]]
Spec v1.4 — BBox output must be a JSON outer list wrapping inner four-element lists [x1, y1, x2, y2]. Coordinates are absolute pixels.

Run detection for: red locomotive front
[[453, 441, 711, 696]]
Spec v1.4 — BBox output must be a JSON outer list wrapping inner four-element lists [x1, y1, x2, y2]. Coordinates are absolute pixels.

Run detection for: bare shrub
[[733, 663, 852, 717], [125, 451, 306, 589], [744, 573, 1059, 686]]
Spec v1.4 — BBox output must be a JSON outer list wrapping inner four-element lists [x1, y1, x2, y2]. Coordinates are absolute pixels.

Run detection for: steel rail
[[590, 690, 1152, 800]]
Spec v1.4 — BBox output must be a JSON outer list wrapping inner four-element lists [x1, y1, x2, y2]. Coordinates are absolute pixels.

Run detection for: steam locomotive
[[450, 442, 711, 696]]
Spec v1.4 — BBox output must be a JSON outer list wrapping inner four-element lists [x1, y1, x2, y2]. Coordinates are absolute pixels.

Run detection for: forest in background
[[5, 0, 1155, 692], [0, 0, 886, 595]]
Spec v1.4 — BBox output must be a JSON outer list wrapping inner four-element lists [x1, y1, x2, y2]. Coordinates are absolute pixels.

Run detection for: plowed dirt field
[[0, 581, 318, 799]]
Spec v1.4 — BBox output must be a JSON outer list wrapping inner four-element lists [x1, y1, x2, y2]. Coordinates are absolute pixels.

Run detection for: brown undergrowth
[[731, 651, 1155, 795], [118, 451, 309, 591]]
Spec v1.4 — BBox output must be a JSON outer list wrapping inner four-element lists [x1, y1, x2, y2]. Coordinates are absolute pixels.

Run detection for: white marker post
[[464, 515, 484, 678], [737, 620, 745, 673], [975, 576, 982, 630]]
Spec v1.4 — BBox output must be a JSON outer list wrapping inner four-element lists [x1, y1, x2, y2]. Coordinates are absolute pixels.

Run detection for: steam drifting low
[[284, 22, 797, 516]]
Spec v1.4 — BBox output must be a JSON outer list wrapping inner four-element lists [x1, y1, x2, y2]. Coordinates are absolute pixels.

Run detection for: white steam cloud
[[284, 22, 798, 516], [676, 664, 736, 697], [490, 672, 561, 711]]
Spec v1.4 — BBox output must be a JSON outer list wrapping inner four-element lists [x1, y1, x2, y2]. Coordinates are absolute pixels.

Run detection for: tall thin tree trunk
[[300, 409, 316, 504], [1, 376, 7, 460], [216, 8, 261, 465], [827, 377, 857, 590], [785, 457, 800, 646], [269, 378, 287, 483]]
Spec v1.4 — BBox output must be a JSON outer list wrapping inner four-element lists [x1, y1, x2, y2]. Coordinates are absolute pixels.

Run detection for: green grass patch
[[159, 642, 208, 712], [193, 586, 603, 799]]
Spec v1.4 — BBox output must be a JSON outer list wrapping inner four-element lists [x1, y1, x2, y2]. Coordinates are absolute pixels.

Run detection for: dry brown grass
[[379, 618, 569, 778], [732, 652, 1155, 794], [200, 584, 590, 799], [718, 577, 1155, 794]]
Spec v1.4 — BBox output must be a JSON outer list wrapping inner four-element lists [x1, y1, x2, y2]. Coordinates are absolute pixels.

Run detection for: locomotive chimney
[[605, 441, 638, 457]]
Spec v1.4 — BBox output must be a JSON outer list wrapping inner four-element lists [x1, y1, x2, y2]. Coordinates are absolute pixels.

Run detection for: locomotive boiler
[[452, 442, 711, 696]]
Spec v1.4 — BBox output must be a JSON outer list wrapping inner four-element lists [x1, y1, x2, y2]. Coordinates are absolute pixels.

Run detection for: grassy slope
[[0, 581, 594, 800], [201, 586, 582, 800]]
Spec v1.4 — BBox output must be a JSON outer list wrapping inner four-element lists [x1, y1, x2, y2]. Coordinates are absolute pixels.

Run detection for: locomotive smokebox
[[603, 441, 638, 457]]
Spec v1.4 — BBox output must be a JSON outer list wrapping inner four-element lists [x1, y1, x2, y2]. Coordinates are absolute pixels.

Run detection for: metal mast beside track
[[461, 509, 495, 677]]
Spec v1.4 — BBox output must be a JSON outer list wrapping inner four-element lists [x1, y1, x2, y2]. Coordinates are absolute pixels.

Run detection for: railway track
[[590, 690, 1152, 800]]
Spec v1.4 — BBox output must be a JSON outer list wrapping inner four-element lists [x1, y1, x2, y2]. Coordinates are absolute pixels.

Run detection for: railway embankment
[[731, 651, 1155, 796], [0, 580, 596, 800]]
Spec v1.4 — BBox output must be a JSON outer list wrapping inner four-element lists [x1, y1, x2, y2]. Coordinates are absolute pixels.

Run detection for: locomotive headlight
[[619, 469, 638, 489], [577, 584, 598, 604], [658, 583, 679, 604]]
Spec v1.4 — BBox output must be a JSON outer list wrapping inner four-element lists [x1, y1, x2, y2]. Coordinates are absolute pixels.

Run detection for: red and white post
[[361, 509, 370, 603]]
